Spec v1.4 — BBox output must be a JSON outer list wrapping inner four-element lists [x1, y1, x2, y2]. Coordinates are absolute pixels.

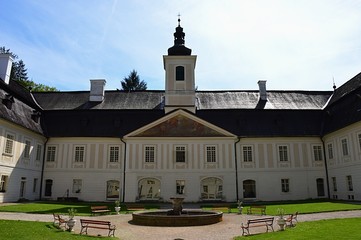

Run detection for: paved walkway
[[1, 209, 361, 240]]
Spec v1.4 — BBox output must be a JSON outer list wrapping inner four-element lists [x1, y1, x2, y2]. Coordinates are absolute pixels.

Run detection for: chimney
[[258, 80, 267, 101], [89, 79, 106, 102], [0, 54, 14, 84]]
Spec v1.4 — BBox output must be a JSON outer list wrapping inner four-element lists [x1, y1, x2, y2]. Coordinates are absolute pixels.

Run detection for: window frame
[[175, 66, 185, 81], [341, 138, 349, 156], [313, 145, 323, 161], [3, 133, 15, 156], [0, 175, 9, 192], [278, 145, 289, 162], [327, 143, 334, 159], [35, 144, 42, 161], [72, 179, 82, 193], [281, 178, 290, 193], [144, 145, 156, 163], [175, 145, 186, 163], [74, 145, 85, 162], [46, 146, 56, 162], [331, 177, 337, 192], [176, 180, 185, 194], [206, 145, 217, 163], [24, 139, 31, 159], [347, 175, 353, 191], [109, 145, 120, 163], [242, 145, 253, 162]]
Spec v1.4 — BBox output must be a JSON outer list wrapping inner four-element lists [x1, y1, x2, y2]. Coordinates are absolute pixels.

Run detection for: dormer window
[[2, 94, 14, 110], [176, 66, 184, 81]]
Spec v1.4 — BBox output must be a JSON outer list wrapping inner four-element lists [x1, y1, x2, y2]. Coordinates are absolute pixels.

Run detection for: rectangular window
[[278, 145, 288, 162], [347, 175, 353, 191], [24, 140, 31, 158], [206, 146, 217, 163], [74, 146, 85, 162], [0, 175, 8, 192], [281, 178, 290, 193], [341, 139, 349, 156], [327, 143, 333, 159], [72, 179, 82, 193], [144, 146, 155, 163], [175, 66, 185, 81], [176, 180, 185, 194], [332, 177, 337, 192], [36, 144, 42, 161], [243, 146, 253, 162], [358, 134, 361, 151], [46, 146, 56, 162], [109, 146, 120, 162], [175, 146, 186, 163], [313, 145, 323, 161], [33, 178, 38, 193], [4, 133, 15, 155]]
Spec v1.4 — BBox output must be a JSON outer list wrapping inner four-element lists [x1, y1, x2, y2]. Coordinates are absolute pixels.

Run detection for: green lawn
[[202, 200, 361, 215], [0, 220, 117, 240], [234, 218, 361, 240], [0, 202, 159, 215]]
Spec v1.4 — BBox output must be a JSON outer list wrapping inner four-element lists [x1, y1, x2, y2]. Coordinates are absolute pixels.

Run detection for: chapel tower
[[163, 17, 197, 113]]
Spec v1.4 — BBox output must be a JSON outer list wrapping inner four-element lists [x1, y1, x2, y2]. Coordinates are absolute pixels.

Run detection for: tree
[[1, 46, 58, 92], [121, 70, 147, 91]]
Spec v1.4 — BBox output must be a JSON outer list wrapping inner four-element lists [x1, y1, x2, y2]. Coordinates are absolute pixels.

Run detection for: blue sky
[[2, 0, 361, 91]]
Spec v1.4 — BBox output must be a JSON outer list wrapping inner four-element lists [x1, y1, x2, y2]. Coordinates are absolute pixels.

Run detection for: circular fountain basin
[[132, 210, 223, 226]]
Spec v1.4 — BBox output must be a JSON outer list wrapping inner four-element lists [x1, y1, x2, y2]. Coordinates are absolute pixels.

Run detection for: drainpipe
[[121, 138, 127, 203], [234, 137, 241, 201], [321, 137, 331, 199], [39, 138, 49, 200]]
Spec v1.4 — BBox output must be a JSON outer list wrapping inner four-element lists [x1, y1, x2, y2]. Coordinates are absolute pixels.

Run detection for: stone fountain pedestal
[[169, 197, 184, 215]]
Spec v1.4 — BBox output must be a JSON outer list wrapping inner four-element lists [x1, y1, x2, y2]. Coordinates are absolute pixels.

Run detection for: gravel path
[[1, 210, 361, 240]]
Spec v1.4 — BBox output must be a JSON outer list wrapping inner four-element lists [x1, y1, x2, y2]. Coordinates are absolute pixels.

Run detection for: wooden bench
[[241, 217, 274, 236], [126, 204, 146, 213], [52, 213, 68, 229], [80, 219, 116, 237], [90, 206, 111, 215], [247, 205, 266, 215], [286, 211, 298, 227]]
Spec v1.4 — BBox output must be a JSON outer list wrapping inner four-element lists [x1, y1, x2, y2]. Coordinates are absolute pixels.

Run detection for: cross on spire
[[178, 13, 181, 26]]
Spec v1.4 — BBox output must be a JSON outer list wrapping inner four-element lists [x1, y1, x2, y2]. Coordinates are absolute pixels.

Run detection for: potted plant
[[277, 208, 286, 231], [66, 208, 77, 232], [115, 200, 121, 214], [237, 200, 243, 214]]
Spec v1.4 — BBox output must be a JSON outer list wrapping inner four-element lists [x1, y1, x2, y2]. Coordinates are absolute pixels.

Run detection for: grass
[[0, 201, 160, 215], [0, 220, 117, 240], [202, 200, 361, 215], [233, 218, 361, 240]]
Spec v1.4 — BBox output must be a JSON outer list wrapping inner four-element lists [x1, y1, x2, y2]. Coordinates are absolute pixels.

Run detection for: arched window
[[176, 66, 185, 81], [200, 177, 223, 200], [138, 178, 161, 200], [44, 179, 53, 197], [243, 179, 256, 198], [106, 180, 120, 199]]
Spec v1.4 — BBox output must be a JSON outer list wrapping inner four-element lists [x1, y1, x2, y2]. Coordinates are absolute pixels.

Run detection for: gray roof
[[32, 90, 332, 111]]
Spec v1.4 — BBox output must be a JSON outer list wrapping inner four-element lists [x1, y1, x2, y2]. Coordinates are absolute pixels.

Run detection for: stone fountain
[[131, 197, 223, 226]]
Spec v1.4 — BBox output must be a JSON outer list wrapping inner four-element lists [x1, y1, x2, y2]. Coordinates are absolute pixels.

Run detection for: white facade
[[0, 119, 45, 202]]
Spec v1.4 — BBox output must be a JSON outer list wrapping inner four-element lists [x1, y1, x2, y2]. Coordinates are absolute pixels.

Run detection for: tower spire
[[168, 15, 192, 55]]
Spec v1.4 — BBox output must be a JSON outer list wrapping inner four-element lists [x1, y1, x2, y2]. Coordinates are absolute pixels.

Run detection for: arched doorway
[[138, 178, 161, 200], [200, 177, 223, 200], [243, 179, 256, 198]]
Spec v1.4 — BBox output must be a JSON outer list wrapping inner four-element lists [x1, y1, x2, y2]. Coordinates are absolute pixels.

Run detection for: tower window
[[176, 66, 184, 81]]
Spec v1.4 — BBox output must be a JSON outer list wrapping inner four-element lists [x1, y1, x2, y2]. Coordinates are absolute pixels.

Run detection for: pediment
[[127, 110, 234, 138]]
